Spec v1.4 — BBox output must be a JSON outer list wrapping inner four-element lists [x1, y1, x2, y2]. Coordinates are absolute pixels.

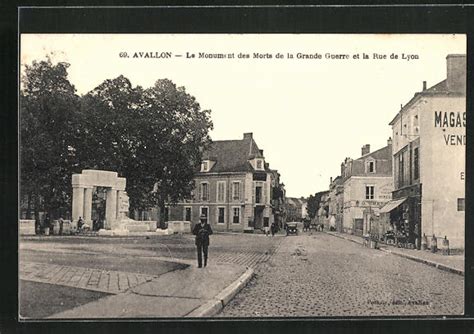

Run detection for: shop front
[[379, 185, 422, 248]]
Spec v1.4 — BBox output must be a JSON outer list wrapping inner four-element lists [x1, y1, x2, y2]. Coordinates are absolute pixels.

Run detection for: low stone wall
[[19, 220, 36, 235], [167, 221, 192, 234], [123, 220, 156, 232]]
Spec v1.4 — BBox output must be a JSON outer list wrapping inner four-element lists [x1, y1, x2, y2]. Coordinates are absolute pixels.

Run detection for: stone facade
[[328, 176, 344, 232], [388, 54, 466, 249], [341, 142, 393, 236], [168, 133, 278, 232], [71, 170, 129, 229], [285, 197, 308, 222]]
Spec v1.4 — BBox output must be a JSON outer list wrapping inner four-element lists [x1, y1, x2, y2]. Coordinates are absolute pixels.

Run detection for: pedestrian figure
[[192, 214, 213, 268], [303, 220, 310, 232], [43, 214, 51, 234], [58, 217, 64, 235], [271, 222, 276, 237], [321, 224, 324, 232], [77, 216, 84, 233], [263, 219, 270, 236]]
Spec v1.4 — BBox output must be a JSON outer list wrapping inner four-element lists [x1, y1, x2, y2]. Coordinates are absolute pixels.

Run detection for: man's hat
[[199, 214, 207, 220]]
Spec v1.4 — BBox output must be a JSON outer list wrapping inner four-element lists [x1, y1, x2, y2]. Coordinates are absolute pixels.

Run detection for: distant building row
[[320, 54, 465, 249], [166, 133, 286, 232]]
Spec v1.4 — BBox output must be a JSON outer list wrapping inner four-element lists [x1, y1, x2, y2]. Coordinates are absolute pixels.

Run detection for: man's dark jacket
[[192, 223, 213, 246]]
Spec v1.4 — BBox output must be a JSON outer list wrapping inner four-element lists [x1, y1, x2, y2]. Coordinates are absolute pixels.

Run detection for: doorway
[[254, 206, 264, 229], [91, 187, 107, 230]]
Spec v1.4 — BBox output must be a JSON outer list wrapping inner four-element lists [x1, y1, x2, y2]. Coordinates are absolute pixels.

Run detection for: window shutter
[[252, 181, 255, 203], [263, 182, 267, 204], [198, 183, 202, 201]]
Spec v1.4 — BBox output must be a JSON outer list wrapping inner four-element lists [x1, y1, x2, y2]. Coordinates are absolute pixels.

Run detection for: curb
[[185, 267, 254, 317], [378, 247, 464, 276], [215, 231, 285, 237], [326, 232, 464, 276]]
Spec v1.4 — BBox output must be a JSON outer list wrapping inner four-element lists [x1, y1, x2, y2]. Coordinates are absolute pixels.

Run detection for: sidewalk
[[326, 231, 464, 276], [21, 259, 253, 318]]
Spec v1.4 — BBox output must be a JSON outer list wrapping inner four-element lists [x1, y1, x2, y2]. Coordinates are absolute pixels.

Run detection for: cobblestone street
[[19, 233, 283, 318], [218, 232, 464, 317], [20, 233, 282, 269]]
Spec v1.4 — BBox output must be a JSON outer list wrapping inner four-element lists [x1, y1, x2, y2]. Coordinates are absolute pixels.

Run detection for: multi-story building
[[269, 169, 286, 228], [285, 197, 308, 222], [315, 190, 330, 227], [328, 176, 344, 232], [385, 54, 465, 249], [341, 141, 393, 236], [167, 132, 277, 232]]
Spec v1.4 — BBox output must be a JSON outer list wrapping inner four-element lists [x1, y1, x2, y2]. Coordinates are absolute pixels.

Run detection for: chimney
[[243, 132, 253, 140], [387, 137, 392, 146], [446, 54, 466, 93], [330, 177, 333, 184], [422, 81, 427, 90], [341, 163, 345, 175], [361, 144, 371, 156]]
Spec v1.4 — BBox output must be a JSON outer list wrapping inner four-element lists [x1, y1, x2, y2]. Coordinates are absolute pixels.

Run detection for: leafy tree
[[306, 191, 328, 219], [306, 195, 318, 219], [21, 58, 213, 223], [79, 77, 213, 221], [20, 59, 81, 220]]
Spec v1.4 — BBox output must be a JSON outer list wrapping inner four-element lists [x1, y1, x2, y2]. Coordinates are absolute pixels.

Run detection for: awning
[[379, 198, 407, 213]]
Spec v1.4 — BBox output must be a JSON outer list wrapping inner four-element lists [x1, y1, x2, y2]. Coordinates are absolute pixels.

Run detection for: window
[[255, 186, 262, 204], [217, 181, 226, 203], [256, 159, 263, 170], [184, 207, 192, 221], [395, 147, 410, 188], [200, 207, 208, 222], [367, 161, 375, 173], [232, 181, 241, 201], [201, 161, 209, 172], [366, 186, 375, 200], [200, 182, 209, 201], [218, 207, 225, 224], [457, 198, 465, 211], [413, 147, 419, 180], [232, 207, 240, 224]]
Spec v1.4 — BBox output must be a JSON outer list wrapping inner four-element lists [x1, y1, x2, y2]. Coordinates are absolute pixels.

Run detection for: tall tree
[[142, 79, 213, 219], [306, 191, 328, 219], [79, 77, 213, 219], [20, 59, 81, 219]]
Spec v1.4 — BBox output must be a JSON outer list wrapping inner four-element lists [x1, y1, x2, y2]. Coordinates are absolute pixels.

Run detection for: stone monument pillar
[[72, 170, 127, 230], [83, 186, 93, 226], [105, 188, 117, 229], [117, 190, 129, 221], [72, 186, 84, 223]]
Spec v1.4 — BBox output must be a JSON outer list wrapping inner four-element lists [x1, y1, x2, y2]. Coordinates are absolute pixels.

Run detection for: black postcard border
[[2, 4, 474, 334]]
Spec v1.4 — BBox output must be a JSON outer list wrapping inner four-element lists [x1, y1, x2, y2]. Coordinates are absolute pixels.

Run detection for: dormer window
[[256, 159, 264, 170], [201, 161, 209, 172], [366, 160, 375, 173]]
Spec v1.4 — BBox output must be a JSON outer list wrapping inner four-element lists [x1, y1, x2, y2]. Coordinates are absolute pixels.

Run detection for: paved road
[[20, 233, 283, 269], [218, 232, 464, 317], [20, 233, 282, 296], [19, 233, 282, 318]]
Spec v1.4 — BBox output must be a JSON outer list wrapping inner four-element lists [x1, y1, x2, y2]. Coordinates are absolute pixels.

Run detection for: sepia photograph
[[18, 33, 466, 319]]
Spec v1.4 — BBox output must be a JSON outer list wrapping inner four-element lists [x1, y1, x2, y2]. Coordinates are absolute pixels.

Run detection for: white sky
[[20, 34, 466, 197]]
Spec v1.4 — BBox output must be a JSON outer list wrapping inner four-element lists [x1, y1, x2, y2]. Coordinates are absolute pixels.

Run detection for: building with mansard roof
[[167, 132, 280, 232], [341, 141, 393, 236]]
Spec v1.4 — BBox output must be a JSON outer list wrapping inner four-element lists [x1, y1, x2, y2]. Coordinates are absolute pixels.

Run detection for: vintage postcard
[[19, 33, 465, 319]]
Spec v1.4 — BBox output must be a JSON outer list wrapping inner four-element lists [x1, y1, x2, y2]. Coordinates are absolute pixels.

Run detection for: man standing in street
[[192, 214, 213, 268]]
